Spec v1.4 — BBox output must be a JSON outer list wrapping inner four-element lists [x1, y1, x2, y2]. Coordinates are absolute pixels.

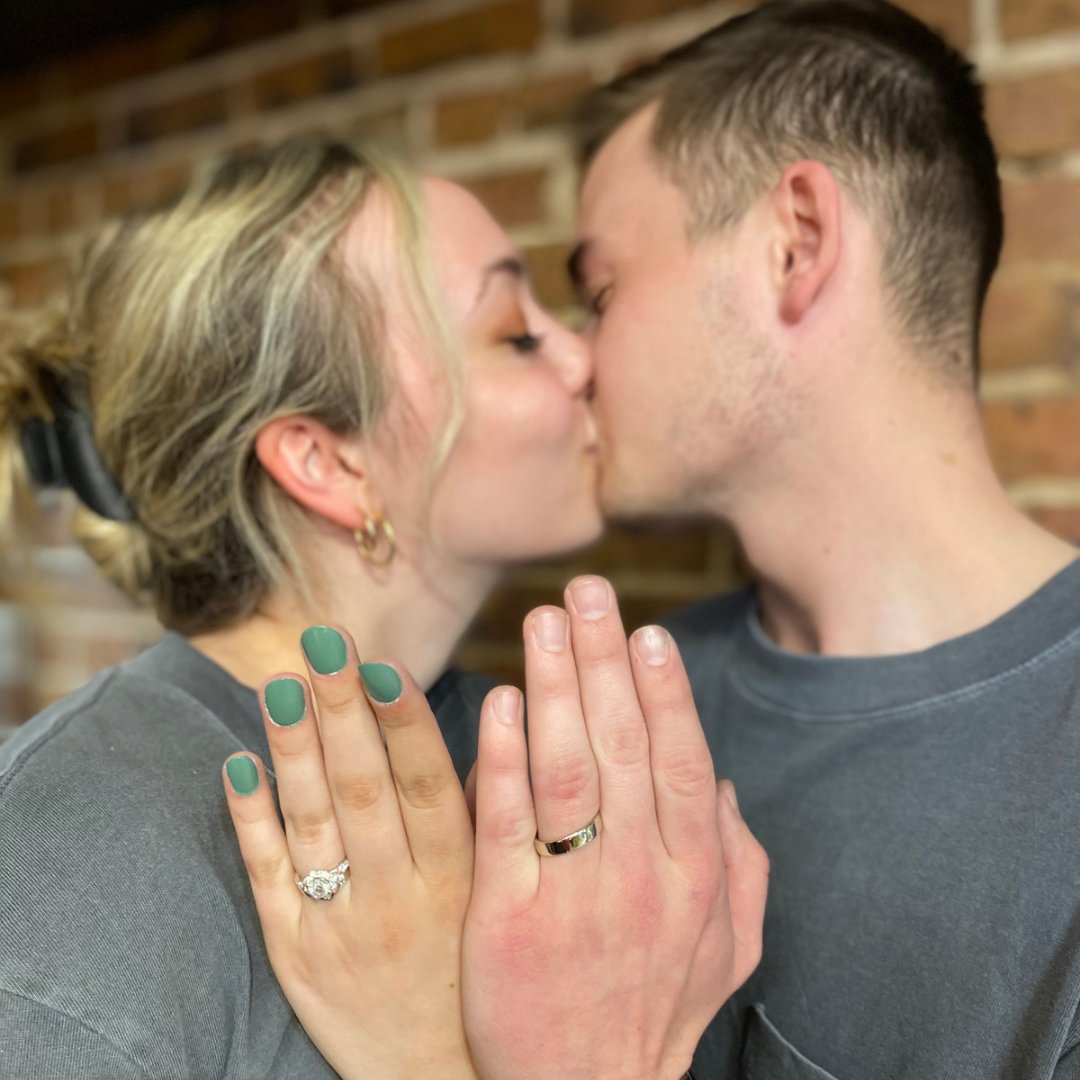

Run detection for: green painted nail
[[358, 662, 403, 705], [264, 677, 306, 727], [301, 626, 347, 675], [226, 756, 259, 796]]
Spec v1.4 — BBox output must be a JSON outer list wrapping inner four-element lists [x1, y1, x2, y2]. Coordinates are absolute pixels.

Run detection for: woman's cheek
[[468, 371, 577, 457]]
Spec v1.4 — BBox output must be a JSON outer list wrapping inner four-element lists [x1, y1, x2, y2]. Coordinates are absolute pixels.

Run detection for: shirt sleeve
[[0, 989, 152, 1080]]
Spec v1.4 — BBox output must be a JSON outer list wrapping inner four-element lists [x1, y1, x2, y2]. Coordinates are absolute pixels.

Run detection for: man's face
[[573, 106, 783, 520]]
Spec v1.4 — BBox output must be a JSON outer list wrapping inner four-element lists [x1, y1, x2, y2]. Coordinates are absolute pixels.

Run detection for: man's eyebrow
[[567, 241, 589, 296], [475, 256, 526, 307]]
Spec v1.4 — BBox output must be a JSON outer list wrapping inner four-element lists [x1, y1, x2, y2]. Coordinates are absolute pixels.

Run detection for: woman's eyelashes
[[506, 331, 545, 355]]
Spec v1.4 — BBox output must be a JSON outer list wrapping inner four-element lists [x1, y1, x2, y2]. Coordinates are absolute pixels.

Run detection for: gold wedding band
[[534, 814, 603, 857]]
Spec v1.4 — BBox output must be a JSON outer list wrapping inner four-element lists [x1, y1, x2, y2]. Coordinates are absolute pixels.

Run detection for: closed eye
[[507, 332, 545, 355]]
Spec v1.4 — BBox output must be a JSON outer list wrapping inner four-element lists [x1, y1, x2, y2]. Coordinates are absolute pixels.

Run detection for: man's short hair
[[579, 0, 1004, 380]]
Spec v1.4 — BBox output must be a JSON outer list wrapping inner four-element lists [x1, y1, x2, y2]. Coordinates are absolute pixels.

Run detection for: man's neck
[[719, 389, 1078, 658]]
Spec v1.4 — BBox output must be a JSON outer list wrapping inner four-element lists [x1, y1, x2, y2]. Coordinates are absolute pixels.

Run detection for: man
[[570, 0, 1080, 1075]]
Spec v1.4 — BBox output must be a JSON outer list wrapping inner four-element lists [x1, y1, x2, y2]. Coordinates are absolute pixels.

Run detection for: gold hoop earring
[[354, 512, 396, 567]]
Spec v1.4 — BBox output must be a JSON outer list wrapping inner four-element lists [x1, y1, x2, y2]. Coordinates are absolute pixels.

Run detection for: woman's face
[[355, 178, 603, 568]]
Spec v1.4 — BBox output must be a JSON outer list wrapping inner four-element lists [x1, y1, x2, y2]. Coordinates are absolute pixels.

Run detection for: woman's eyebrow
[[474, 256, 526, 307]]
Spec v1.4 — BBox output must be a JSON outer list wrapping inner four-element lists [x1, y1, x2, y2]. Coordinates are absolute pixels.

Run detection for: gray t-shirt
[[0, 633, 494, 1079], [671, 558, 1080, 1080]]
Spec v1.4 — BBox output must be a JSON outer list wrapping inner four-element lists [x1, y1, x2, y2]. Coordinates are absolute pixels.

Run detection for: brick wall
[[0, 0, 1078, 715]]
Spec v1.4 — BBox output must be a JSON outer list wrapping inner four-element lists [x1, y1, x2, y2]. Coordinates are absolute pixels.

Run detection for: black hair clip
[[19, 371, 135, 522]]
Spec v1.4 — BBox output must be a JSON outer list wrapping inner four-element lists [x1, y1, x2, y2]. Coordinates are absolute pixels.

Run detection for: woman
[[0, 139, 765, 1077]]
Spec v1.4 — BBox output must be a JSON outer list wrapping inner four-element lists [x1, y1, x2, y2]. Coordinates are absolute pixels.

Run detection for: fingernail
[[226, 756, 259, 796], [722, 781, 741, 817], [264, 677, 306, 727], [359, 662, 403, 705], [533, 610, 568, 652], [569, 576, 609, 620], [492, 686, 519, 726], [301, 626, 347, 675], [632, 625, 670, 667]]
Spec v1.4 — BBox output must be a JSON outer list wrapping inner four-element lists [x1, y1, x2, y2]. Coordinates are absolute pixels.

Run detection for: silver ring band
[[534, 814, 603, 857], [296, 859, 349, 900]]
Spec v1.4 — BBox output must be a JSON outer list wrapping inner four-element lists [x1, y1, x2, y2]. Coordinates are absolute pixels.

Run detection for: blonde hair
[[0, 140, 461, 635]]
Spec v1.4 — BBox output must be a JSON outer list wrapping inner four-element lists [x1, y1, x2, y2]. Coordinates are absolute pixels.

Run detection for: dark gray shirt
[[0, 633, 494, 1079], [672, 558, 1080, 1079]]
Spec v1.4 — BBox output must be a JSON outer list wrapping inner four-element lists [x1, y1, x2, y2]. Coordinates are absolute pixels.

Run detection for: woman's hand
[[463, 575, 769, 1080], [223, 626, 477, 1080]]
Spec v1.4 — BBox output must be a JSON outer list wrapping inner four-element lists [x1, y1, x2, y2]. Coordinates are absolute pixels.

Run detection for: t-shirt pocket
[[738, 1004, 842, 1080]]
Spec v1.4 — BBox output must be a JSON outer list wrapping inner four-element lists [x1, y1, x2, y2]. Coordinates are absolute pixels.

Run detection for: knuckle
[[334, 772, 386, 815], [659, 749, 715, 799], [596, 716, 650, 766], [395, 770, 451, 812], [481, 807, 535, 848], [286, 807, 333, 848], [533, 749, 596, 806], [243, 851, 286, 889]]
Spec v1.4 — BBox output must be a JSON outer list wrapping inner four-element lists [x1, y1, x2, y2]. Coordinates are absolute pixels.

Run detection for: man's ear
[[255, 416, 370, 531], [768, 160, 842, 325]]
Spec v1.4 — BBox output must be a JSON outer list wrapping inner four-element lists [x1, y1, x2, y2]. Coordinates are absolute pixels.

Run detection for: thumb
[[716, 779, 769, 989]]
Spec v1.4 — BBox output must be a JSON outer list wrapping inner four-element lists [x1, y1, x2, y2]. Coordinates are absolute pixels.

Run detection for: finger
[[564, 576, 656, 831], [222, 753, 301, 931], [260, 674, 346, 880], [358, 659, 473, 881], [464, 761, 478, 828], [716, 780, 769, 989], [471, 686, 539, 914], [628, 626, 718, 864], [299, 625, 409, 881], [524, 605, 602, 844]]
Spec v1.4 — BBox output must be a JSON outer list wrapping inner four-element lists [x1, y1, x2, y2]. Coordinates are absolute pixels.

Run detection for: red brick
[[379, 0, 542, 75], [1029, 507, 1080, 544], [156, 8, 226, 65], [435, 94, 503, 147], [224, 1, 304, 48], [126, 88, 229, 146], [518, 72, 594, 129], [522, 241, 579, 310], [983, 398, 1080, 483], [569, 0, 710, 36], [987, 70, 1080, 159], [461, 169, 547, 229], [981, 271, 1079, 371], [1003, 0, 1080, 39], [43, 187, 77, 233], [252, 48, 359, 111], [0, 259, 66, 308], [0, 200, 19, 244], [0, 71, 41, 120], [63, 34, 163, 96], [146, 162, 193, 208], [13, 122, 99, 173], [102, 172, 136, 217], [893, 0, 971, 48], [1001, 179, 1080, 264]]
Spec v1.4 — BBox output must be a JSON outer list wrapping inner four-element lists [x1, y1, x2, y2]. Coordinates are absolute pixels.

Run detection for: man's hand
[[464, 575, 769, 1080]]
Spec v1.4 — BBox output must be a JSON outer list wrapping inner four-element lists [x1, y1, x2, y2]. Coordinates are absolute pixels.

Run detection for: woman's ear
[[255, 416, 370, 531], [768, 160, 842, 325]]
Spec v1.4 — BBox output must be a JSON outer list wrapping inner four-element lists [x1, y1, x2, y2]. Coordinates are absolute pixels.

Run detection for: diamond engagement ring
[[534, 814, 603, 857], [296, 859, 350, 900]]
